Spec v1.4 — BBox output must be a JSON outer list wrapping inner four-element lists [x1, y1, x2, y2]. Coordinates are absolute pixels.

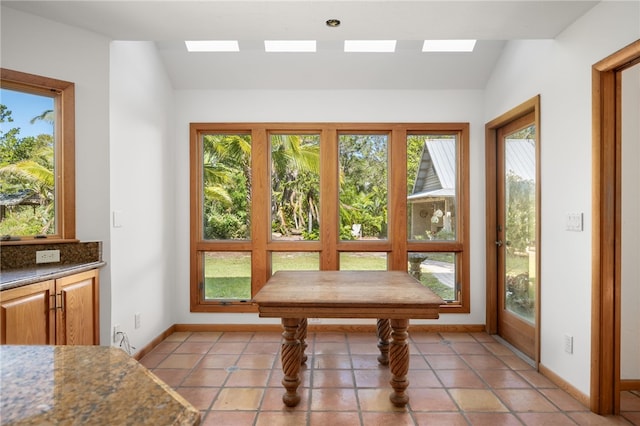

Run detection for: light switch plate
[[566, 212, 583, 231]]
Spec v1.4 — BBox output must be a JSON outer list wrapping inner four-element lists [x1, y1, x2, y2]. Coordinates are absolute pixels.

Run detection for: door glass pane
[[272, 252, 320, 272], [408, 252, 456, 301], [339, 252, 387, 270], [270, 134, 320, 241], [620, 64, 640, 379], [203, 252, 251, 300], [202, 134, 251, 240], [503, 125, 536, 322], [0, 88, 56, 236], [407, 135, 457, 241], [339, 134, 388, 241]]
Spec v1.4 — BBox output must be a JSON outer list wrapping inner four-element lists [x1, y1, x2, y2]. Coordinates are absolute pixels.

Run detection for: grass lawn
[[204, 252, 455, 301]]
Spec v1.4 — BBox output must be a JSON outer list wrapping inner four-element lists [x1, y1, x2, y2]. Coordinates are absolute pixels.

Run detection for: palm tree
[[270, 134, 320, 236]]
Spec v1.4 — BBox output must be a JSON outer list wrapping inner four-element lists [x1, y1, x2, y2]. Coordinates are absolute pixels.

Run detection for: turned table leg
[[280, 318, 302, 407], [296, 317, 308, 364], [389, 318, 410, 407], [376, 318, 391, 365]]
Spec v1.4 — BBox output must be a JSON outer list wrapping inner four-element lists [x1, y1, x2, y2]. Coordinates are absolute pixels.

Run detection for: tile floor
[[139, 330, 640, 425]]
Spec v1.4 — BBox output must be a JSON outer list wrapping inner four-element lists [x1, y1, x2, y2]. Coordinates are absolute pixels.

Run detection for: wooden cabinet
[[0, 280, 55, 345], [0, 269, 99, 345]]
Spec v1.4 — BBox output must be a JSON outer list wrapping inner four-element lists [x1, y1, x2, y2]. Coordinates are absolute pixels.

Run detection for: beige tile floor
[[140, 331, 640, 425]]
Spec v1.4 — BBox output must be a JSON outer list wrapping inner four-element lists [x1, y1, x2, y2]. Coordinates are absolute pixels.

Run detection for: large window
[[190, 123, 469, 313], [0, 69, 75, 242]]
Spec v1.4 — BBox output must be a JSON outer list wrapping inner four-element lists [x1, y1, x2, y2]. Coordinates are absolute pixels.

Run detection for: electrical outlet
[[36, 249, 60, 264], [134, 313, 141, 329], [113, 324, 121, 343], [564, 334, 573, 354]]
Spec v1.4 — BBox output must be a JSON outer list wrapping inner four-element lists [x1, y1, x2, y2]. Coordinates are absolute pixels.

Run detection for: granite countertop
[[0, 345, 200, 426], [0, 261, 106, 291]]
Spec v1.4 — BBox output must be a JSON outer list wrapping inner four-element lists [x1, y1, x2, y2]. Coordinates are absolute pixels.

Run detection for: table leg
[[295, 317, 308, 364], [281, 317, 302, 407], [376, 318, 391, 365], [389, 318, 410, 407]]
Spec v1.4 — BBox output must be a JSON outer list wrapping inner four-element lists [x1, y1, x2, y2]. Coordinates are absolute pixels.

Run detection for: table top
[[0, 345, 200, 425], [254, 270, 444, 319]]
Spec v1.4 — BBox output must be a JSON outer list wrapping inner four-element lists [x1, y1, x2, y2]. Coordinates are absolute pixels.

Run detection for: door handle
[[495, 240, 503, 247]]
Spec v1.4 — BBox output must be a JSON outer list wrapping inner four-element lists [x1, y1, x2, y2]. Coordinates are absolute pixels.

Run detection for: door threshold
[[492, 334, 536, 368]]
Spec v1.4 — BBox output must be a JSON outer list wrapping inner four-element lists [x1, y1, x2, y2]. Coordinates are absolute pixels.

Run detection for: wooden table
[[253, 270, 443, 408]]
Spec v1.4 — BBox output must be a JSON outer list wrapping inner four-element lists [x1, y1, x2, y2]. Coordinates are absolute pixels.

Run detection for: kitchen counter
[[0, 261, 106, 291], [0, 345, 200, 425]]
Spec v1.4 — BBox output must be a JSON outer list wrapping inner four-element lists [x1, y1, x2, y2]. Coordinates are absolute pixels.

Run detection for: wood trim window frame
[[0, 68, 76, 244], [190, 123, 470, 314], [591, 39, 640, 415]]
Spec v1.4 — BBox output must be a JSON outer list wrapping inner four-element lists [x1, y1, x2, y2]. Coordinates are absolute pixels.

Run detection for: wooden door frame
[[485, 95, 541, 366], [591, 39, 640, 415]]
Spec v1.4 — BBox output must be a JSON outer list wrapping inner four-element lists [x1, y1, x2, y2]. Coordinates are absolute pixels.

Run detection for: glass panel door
[[497, 113, 537, 359]]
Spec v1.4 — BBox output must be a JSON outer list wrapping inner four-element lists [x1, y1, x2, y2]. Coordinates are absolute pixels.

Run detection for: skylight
[[264, 40, 317, 52], [185, 40, 239, 52], [344, 40, 397, 53], [422, 40, 477, 52]]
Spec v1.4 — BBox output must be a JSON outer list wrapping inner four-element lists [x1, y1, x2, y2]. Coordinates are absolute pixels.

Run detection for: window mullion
[[252, 127, 269, 294], [320, 128, 339, 270], [389, 129, 408, 270]]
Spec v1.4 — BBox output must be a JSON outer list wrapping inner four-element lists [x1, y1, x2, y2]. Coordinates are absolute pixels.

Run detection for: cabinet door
[[0, 281, 55, 344], [56, 270, 100, 345]]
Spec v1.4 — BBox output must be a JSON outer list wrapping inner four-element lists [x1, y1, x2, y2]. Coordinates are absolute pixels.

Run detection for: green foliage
[[338, 135, 388, 238], [0, 208, 48, 236], [506, 171, 535, 253], [271, 134, 320, 236], [0, 104, 56, 236]]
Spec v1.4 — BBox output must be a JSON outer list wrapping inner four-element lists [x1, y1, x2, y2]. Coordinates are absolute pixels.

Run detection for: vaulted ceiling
[[3, 1, 599, 89]]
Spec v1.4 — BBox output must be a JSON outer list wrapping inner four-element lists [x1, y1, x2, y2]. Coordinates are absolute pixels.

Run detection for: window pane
[[0, 88, 56, 236], [504, 125, 536, 322], [270, 134, 320, 241], [340, 252, 387, 270], [202, 134, 251, 240], [407, 135, 457, 241], [203, 252, 251, 300], [272, 252, 320, 272], [408, 252, 457, 301], [339, 134, 388, 241]]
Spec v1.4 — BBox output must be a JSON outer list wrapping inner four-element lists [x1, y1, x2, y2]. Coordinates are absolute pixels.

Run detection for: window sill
[[0, 239, 80, 247]]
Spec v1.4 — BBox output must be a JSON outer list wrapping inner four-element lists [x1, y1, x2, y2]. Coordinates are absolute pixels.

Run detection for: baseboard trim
[[133, 324, 176, 361], [173, 323, 486, 334], [539, 363, 590, 407], [620, 379, 640, 391], [134, 323, 485, 359]]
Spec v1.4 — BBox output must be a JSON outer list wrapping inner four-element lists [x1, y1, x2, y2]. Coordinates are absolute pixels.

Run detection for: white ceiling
[[3, 1, 599, 89]]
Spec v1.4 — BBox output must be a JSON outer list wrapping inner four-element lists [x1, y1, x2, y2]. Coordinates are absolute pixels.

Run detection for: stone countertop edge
[[0, 261, 106, 291], [0, 345, 201, 426]]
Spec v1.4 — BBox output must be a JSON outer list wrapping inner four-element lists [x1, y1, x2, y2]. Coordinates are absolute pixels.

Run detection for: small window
[[272, 252, 320, 272], [270, 133, 320, 241], [338, 134, 388, 241], [339, 252, 388, 270], [0, 69, 75, 241], [201, 133, 252, 240], [202, 251, 252, 300]]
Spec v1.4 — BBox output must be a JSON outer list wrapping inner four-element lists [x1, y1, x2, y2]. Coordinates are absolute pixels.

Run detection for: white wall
[[173, 89, 488, 326], [484, 1, 640, 395], [109, 42, 176, 350], [621, 64, 640, 380], [1, 6, 113, 345]]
